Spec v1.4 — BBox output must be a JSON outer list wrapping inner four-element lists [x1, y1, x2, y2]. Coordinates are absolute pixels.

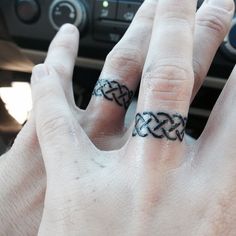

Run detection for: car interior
[[0, 0, 235, 154]]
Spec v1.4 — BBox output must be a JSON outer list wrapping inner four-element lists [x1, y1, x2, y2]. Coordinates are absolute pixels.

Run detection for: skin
[[31, 0, 236, 235], [0, 0, 235, 235]]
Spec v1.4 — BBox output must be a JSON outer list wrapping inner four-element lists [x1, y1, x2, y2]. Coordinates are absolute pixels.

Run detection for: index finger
[[45, 24, 79, 106]]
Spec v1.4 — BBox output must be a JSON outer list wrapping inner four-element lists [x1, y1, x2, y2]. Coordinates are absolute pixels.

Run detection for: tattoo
[[92, 79, 134, 109], [132, 112, 187, 141]]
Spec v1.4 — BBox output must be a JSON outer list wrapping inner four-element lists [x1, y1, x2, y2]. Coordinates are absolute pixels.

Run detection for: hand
[[0, 120, 45, 235], [30, 0, 235, 235]]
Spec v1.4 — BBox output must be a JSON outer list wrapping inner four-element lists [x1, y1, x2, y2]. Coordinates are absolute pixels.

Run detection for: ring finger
[[130, 0, 197, 161]]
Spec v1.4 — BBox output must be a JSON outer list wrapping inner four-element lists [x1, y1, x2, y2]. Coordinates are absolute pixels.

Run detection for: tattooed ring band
[[132, 112, 187, 142], [92, 79, 134, 110]]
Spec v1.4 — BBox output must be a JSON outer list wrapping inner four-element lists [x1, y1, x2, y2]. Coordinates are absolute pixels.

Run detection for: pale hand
[[29, 0, 236, 235]]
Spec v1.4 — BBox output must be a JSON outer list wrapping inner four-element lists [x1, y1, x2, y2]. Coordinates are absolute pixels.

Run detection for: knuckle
[[160, 12, 194, 32], [49, 62, 70, 79], [196, 10, 230, 37], [142, 65, 194, 103], [50, 38, 75, 55], [163, 16, 192, 28], [106, 46, 143, 76], [39, 114, 72, 140]]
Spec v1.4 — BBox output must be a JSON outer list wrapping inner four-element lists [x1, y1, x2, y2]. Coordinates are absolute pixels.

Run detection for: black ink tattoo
[[132, 112, 187, 141], [92, 79, 134, 109]]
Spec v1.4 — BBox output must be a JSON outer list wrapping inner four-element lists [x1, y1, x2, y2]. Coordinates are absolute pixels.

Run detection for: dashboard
[[0, 0, 235, 65], [0, 0, 236, 141], [0, 0, 145, 59]]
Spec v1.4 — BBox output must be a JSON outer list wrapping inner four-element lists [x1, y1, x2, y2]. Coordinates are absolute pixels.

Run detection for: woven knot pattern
[[132, 112, 187, 141], [92, 79, 134, 109]]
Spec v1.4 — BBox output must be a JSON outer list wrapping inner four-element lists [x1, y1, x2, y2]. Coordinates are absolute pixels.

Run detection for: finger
[[31, 64, 90, 174], [45, 24, 79, 108], [197, 66, 236, 173], [130, 0, 197, 157], [85, 0, 157, 134], [192, 0, 234, 100]]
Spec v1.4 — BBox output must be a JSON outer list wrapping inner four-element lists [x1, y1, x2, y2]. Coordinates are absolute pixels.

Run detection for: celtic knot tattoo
[[92, 79, 134, 109], [132, 112, 187, 141]]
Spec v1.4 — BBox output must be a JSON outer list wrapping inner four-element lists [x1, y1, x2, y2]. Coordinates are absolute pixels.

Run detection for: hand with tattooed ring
[[30, 0, 236, 235], [1, 0, 235, 235]]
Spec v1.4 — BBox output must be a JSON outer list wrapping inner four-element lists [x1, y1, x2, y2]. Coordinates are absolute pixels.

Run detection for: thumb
[[31, 64, 85, 175]]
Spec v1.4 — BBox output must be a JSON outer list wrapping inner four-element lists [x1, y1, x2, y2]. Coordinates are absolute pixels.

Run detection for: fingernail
[[207, 0, 235, 11], [32, 64, 49, 83], [60, 24, 76, 33]]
